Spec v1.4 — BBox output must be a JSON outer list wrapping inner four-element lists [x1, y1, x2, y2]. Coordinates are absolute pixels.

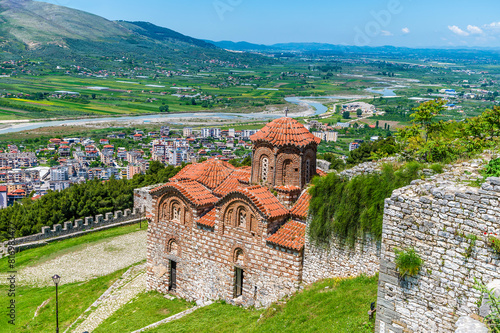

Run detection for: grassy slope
[[0, 222, 145, 272], [0, 266, 129, 333], [146, 275, 377, 333], [94, 291, 193, 333]]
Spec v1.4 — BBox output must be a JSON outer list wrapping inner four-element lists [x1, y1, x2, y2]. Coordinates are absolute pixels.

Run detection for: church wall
[[147, 197, 303, 308]]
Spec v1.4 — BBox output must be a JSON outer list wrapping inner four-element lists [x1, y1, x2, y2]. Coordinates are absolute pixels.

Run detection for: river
[[0, 94, 378, 134]]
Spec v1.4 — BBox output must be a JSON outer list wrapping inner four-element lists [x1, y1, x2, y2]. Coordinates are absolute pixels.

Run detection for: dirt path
[[15, 230, 147, 287]]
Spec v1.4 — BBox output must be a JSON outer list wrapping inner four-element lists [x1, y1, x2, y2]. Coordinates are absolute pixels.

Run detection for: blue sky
[[41, 0, 500, 48]]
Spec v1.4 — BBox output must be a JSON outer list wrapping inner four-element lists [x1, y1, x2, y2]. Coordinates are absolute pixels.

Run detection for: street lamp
[[52, 274, 60, 333]]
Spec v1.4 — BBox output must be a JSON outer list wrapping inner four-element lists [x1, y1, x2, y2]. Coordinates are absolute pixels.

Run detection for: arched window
[[237, 207, 247, 227], [234, 248, 244, 265], [171, 202, 181, 222], [169, 239, 179, 255], [225, 209, 233, 225], [282, 159, 293, 185], [260, 156, 269, 183], [306, 160, 311, 183]]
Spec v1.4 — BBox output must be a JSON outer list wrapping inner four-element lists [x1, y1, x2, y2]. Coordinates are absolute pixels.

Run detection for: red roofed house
[[139, 116, 321, 308]]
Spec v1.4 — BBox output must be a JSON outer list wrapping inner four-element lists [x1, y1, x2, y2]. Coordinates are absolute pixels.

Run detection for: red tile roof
[[0, 186, 6, 192], [213, 176, 245, 197], [170, 162, 207, 182], [228, 185, 288, 219], [250, 117, 321, 147], [290, 190, 311, 220], [266, 220, 306, 251], [150, 180, 218, 206], [274, 185, 301, 193], [316, 168, 327, 177], [197, 208, 217, 228], [197, 159, 235, 189]]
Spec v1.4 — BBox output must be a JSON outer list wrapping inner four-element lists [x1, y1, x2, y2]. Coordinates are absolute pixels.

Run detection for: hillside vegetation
[[309, 102, 500, 246]]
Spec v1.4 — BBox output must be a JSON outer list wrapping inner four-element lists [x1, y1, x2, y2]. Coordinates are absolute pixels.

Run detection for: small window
[[234, 267, 243, 298]]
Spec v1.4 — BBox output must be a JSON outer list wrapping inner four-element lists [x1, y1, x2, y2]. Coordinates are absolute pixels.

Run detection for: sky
[[40, 0, 500, 48]]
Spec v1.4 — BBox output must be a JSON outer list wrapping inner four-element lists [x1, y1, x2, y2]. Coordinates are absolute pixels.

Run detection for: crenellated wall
[[1, 207, 145, 257]]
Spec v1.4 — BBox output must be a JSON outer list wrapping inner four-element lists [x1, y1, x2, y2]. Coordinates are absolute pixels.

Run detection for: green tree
[[410, 99, 446, 142], [342, 111, 350, 119], [356, 109, 363, 117]]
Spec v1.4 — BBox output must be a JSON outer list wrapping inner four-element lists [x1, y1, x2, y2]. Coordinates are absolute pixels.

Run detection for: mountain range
[[0, 0, 262, 67]]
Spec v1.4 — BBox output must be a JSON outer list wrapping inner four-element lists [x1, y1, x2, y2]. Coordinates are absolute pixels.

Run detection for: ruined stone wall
[[376, 158, 500, 333], [302, 233, 380, 285], [134, 185, 159, 214]]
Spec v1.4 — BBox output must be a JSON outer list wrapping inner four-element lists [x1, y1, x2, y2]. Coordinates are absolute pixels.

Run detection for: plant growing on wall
[[394, 248, 423, 278], [474, 278, 500, 332], [488, 235, 500, 255]]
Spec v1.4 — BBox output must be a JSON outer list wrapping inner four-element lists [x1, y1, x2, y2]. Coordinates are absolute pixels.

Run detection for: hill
[[0, 0, 264, 67]]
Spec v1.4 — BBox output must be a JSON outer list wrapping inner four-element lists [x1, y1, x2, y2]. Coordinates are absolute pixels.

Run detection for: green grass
[[0, 266, 130, 333], [148, 275, 377, 333], [0, 222, 146, 272], [94, 291, 193, 333]]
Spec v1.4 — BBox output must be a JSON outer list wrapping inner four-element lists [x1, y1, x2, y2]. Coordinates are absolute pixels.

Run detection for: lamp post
[[52, 274, 60, 333]]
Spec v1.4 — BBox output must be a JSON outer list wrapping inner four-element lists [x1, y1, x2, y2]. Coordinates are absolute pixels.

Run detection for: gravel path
[[11, 230, 147, 287], [71, 264, 147, 333]]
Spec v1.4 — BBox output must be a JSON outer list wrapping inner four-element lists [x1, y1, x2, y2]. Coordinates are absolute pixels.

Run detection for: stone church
[[140, 116, 325, 308]]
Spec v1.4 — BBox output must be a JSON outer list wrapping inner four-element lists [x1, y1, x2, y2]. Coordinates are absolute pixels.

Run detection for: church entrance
[[169, 260, 177, 291], [234, 267, 244, 298]]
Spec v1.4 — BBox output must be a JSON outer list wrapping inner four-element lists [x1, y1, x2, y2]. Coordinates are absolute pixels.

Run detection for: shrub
[[308, 162, 423, 246], [483, 158, 500, 178], [429, 163, 444, 174], [394, 248, 423, 278]]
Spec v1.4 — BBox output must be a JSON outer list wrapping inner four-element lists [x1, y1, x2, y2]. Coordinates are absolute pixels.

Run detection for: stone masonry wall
[[303, 233, 380, 285], [376, 157, 500, 333]]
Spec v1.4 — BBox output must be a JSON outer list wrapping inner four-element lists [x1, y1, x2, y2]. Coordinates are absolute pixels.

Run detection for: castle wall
[[0, 207, 144, 257], [302, 233, 380, 285], [376, 159, 500, 333]]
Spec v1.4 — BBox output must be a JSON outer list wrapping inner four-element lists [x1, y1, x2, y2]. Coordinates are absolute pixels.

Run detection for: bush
[[308, 162, 424, 246], [394, 248, 423, 278], [483, 158, 500, 178]]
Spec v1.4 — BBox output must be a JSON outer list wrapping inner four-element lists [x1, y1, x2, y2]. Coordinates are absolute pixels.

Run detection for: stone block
[[63, 221, 73, 231], [75, 219, 84, 228]]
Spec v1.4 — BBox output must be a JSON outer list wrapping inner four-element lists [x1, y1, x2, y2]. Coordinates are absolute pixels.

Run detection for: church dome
[[250, 117, 321, 148]]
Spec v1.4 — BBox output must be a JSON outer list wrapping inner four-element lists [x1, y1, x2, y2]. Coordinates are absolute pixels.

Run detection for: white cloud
[[402, 27, 410, 34], [381, 30, 393, 36], [448, 25, 469, 36], [467, 25, 483, 35]]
